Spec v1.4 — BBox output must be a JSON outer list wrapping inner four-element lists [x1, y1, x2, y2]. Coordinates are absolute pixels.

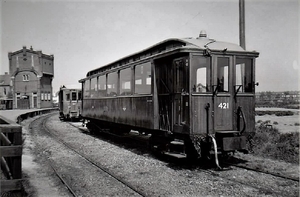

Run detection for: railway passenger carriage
[[79, 31, 259, 164], [58, 86, 82, 121]]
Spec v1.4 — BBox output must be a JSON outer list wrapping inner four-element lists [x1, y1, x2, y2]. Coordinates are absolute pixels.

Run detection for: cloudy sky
[[1, 0, 299, 93]]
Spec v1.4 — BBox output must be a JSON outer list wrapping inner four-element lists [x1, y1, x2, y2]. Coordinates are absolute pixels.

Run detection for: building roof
[[0, 74, 11, 86], [8, 46, 54, 60]]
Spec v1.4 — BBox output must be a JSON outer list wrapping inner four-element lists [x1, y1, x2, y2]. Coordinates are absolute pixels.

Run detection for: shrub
[[255, 110, 294, 116], [247, 123, 299, 164]]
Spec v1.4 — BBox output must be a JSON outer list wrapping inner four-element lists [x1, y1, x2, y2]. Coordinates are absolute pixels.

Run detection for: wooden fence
[[0, 115, 23, 194]]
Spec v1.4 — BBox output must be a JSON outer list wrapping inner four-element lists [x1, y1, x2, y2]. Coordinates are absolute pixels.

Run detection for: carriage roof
[[82, 35, 258, 79]]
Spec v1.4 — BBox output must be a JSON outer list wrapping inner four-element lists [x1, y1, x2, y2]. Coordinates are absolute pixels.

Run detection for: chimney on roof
[[30, 46, 33, 50]]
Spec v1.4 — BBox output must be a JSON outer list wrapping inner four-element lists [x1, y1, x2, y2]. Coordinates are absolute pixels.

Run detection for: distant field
[[255, 108, 300, 133], [256, 107, 299, 113]]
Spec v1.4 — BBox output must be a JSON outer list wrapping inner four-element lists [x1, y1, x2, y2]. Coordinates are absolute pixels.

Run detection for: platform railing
[[16, 108, 58, 123], [0, 115, 23, 193]]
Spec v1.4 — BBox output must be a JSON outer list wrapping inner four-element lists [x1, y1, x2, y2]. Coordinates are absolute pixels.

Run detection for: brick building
[[8, 46, 54, 109], [0, 72, 13, 109]]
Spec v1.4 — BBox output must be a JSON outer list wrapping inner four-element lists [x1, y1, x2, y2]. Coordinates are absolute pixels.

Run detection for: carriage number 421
[[218, 102, 229, 109]]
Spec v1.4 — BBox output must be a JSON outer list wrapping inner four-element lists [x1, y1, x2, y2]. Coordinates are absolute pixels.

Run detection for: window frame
[[191, 55, 212, 94], [107, 72, 118, 97], [235, 57, 255, 93], [83, 80, 90, 98], [98, 75, 107, 97], [215, 56, 230, 93], [119, 67, 132, 96], [134, 62, 152, 95]]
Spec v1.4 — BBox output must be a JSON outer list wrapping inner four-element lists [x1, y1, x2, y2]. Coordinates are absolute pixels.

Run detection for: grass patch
[[247, 123, 299, 164]]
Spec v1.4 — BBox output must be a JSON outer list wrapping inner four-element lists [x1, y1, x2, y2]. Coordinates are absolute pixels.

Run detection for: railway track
[[224, 161, 299, 182], [29, 114, 146, 197], [24, 113, 299, 196], [68, 120, 299, 184]]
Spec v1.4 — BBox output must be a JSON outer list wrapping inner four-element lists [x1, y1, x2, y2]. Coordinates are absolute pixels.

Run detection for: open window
[[235, 58, 254, 93], [191, 56, 211, 93], [216, 57, 229, 92]]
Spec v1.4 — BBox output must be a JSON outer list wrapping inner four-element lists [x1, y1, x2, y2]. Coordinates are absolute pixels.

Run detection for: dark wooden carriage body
[[79, 33, 259, 159], [58, 87, 82, 121]]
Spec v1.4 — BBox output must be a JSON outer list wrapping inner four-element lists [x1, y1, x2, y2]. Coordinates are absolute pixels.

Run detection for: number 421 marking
[[218, 102, 229, 109]]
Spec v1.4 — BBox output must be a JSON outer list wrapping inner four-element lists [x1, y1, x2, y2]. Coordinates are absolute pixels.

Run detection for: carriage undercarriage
[[86, 118, 247, 168]]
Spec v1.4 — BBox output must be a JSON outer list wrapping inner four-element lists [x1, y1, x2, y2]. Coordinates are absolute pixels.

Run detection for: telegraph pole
[[239, 0, 246, 49]]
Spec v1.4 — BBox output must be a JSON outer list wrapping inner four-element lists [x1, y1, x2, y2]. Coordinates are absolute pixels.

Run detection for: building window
[[23, 74, 29, 81], [16, 93, 20, 107]]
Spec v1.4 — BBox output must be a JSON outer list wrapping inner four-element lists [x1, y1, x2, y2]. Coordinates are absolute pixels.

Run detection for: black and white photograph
[[0, 0, 299, 196]]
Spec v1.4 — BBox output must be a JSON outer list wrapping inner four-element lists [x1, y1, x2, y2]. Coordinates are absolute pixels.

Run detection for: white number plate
[[218, 102, 229, 109]]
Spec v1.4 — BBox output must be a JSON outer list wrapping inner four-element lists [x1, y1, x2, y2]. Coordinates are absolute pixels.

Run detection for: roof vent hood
[[197, 30, 207, 39]]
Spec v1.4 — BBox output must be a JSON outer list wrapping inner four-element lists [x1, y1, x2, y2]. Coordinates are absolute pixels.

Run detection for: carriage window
[[217, 57, 229, 92], [84, 80, 90, 98], [107, 72, 118, 96], [120, 68, 131, 95], [236, 58, 253, 93], [72, 92, 77, 101], [78, 91, 82, 100], [98, 75, 106, 97], [192, 56, 211, 93], [90, 77, 97, 98], [196, 68, 207, 92], [66, 93, 70, 101], [135, 62, 151, 94]]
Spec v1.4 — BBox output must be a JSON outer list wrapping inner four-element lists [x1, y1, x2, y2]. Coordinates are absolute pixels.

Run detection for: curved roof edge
[[84, 36, 259, 78]]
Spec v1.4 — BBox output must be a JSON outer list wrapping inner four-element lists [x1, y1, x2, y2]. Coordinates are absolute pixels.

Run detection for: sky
[[1, 0, 299, 94]]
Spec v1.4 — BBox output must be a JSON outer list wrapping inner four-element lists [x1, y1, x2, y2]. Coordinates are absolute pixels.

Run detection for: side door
[[173, 57, 189, 129], [212, 56, 233, 131]]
